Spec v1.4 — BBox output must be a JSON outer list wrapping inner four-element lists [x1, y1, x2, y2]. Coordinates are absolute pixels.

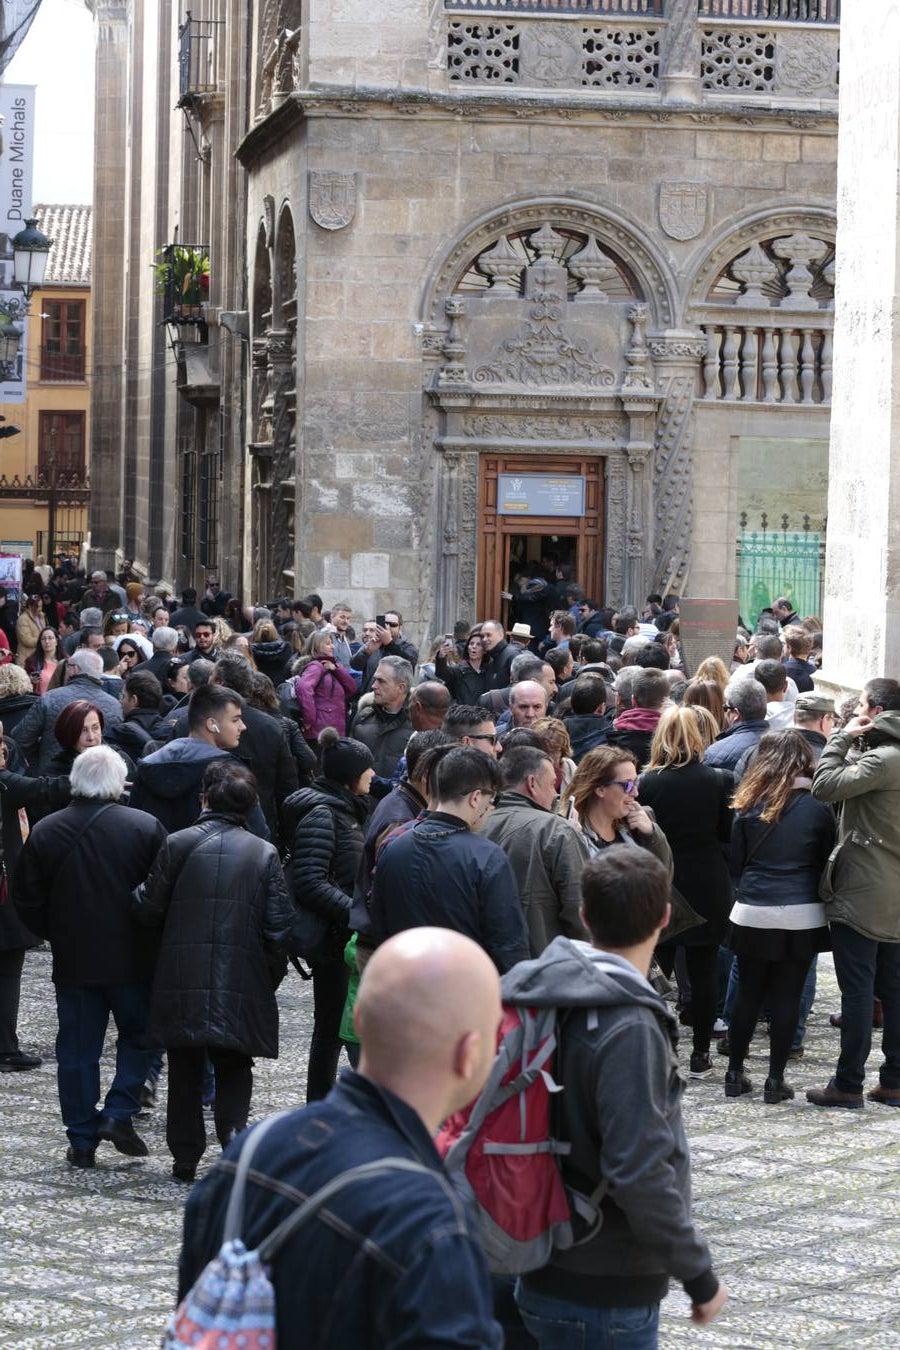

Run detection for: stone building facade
[[88, 0, 840, 636]]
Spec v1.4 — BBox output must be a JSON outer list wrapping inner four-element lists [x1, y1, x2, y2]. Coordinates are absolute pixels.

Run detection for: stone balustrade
[[700, 319, 832, 403]]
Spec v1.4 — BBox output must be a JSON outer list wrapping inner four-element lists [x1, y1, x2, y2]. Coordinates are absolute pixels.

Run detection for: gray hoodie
[[506, 936, 718, 1309]]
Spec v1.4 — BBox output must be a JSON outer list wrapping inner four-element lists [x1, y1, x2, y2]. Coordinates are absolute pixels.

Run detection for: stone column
[[819, 0, 900, 696], [661, 0, 700, 106], [85, 0, 131, 571]]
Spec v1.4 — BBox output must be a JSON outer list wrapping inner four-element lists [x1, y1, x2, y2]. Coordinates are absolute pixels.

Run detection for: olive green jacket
[[811, 712, 900, 941]]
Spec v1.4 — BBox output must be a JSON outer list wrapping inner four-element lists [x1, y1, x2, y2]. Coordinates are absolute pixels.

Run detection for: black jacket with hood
[[507, 937, 718, 1309]]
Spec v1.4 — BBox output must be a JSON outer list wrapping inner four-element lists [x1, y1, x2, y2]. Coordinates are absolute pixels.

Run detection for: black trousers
[[832, 922, 900, 1094], [307, 955, 350, 1103], [728, 955, 810, 1081], [0, 948, 25, 1054], [166, 1045, 253, 1170], [658, 943, 719, 1058]]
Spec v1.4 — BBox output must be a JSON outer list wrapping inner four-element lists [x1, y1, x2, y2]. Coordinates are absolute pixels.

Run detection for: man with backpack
[[173, 928, 504, 1347], [498, 850, 727, 1345]]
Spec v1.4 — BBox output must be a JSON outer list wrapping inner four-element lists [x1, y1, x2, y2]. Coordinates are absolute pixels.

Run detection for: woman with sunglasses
[[639, 705, 735, 1079], [565, 744, 672, 873], [112, 636, 147, 678], [103, 611, 131, 644]]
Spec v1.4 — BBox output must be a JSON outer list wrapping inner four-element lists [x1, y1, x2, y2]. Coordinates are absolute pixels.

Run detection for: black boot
[[763, 1077, 795, 1104], [724, 1067, 752, 1098]]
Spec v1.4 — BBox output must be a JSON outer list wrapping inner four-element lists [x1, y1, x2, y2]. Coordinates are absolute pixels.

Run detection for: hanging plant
[[155, 245, 210, 320]]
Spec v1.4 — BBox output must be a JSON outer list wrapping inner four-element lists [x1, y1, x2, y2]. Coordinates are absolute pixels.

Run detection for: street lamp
[[11, 217, 53, 307]]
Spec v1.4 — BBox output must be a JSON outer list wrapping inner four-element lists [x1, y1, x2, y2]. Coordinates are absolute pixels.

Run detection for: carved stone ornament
[[771, 232, 829, 311], [774, 31, 837, 96], [477, 235, 523, 291], [731, 242, 780, 308], [659, 181, 708, 242], [518, 21, 582, 89], [647, 338, 707, 361], [473, 275, 615, 390], [263, 195, 275, 248], [462, 414, 624, 442], [308, 171, 357, 231], [569, 236, 620, 299]]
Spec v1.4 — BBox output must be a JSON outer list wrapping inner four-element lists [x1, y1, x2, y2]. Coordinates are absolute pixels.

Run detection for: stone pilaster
[[819, 0, 900, 697]]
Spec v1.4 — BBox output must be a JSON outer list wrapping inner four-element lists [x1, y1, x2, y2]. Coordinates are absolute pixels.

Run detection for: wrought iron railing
[[177, 12, 223, 106], [445, 0, 663, 13], [699, 0, 838, 21], [736, 512, 825, 623]]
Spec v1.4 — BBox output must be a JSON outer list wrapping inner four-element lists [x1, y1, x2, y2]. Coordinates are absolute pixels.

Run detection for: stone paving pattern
[[0, 949, 898, 1348]]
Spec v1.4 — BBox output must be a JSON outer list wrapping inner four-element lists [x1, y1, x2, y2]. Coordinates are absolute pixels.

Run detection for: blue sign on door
[[497, 474, 585, 517]]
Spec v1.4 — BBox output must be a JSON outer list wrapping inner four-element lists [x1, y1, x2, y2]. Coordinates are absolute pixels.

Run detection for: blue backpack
[[165, 1110, 432, 1349]]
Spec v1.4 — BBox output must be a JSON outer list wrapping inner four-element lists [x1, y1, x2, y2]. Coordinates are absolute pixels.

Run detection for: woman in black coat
[[284, 727, 374, 1102], [0, 738, 71, 1069], [638, 705, 734, 1080], [133, 759, 293, 1182], [0, 663, 39, 745], [435, 628, 490, 707]]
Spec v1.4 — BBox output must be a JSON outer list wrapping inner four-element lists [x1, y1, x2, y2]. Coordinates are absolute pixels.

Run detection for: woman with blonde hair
[[532, 716, 576, 800], [639, 705, 734, 1079], [683, 678, 725, 733], [250, 618, 292, 685], [691, 655, 730, 693], [725, 730, 833, 1104], [292, 629, 358, 746]]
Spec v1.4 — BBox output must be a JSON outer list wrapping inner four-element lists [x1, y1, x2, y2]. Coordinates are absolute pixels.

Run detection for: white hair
[[67, 648, 104, 679], [79, 607, 102, 629], [69, 745, 126, 800], [152, 625, 179, 652]]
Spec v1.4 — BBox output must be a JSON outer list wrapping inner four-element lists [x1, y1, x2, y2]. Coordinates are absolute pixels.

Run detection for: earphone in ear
[[210, 721, 221, 733]]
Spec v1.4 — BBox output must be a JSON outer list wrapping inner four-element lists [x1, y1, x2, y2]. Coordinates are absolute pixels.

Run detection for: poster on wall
[[679, 598, 739, 678], [0, 83, 36, 406]]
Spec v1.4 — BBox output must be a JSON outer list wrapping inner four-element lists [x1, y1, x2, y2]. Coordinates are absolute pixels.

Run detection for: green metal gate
[[737, 521, 824, 626]]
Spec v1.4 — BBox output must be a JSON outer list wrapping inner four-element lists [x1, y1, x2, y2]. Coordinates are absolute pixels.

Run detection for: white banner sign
[[0, 83, 35, 405]]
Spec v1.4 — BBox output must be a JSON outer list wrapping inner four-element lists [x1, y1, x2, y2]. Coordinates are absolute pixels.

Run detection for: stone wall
[[247, 90, 836, 636]]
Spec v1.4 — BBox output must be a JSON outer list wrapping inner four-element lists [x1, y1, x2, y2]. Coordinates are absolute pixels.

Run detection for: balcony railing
[[157, 244, 210, 325], [446, 0, 838, 15], [699, 1, 838, 20], [177, 12, 223, 107]]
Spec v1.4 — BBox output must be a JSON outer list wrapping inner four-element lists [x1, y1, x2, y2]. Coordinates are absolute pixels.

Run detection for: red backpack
[[435, 1003, 605, 1276]]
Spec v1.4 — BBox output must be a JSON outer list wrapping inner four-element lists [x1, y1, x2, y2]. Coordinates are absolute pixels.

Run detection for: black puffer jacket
[[284, 778, 369, 958], [251, 639, 293, 687], [0, 768, 71, 951], [133, 812, 294, 1057]]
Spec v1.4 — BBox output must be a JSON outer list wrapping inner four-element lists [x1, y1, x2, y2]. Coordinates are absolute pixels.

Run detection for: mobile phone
[[375, 615, 386, 628], [444, 633, 453, 641]]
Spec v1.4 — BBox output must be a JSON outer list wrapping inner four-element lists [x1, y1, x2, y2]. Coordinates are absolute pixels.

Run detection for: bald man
[[176, 929, 504, 1348]]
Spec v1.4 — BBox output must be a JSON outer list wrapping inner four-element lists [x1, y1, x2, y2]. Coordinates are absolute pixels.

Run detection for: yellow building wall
[[0, 284, 91, 560]]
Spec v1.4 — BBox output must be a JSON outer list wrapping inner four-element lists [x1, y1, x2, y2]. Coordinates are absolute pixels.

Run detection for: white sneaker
[[713, 1018, 728, 1034]]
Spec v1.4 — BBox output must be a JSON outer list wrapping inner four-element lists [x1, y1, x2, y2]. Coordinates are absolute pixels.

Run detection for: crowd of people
[[1, 556, 897, 1348]]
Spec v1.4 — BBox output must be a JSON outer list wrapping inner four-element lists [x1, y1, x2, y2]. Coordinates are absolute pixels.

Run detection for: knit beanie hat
[[319, 726, 375, 787]]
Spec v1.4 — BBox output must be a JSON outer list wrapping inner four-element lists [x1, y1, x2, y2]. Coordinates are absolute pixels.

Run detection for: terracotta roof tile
[[33, 204, 92, 286]]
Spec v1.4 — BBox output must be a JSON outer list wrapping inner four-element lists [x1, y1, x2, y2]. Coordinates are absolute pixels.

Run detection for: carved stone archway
[[422, 211, 700, 631]]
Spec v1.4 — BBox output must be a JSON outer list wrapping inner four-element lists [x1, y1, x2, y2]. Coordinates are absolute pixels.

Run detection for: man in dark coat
[[104, 669, 168, 761], [350, 610, 418, 696], [351, 656, 414, 780], [14, 746, 166, 1167], [366, 747, 529, 973], [703, 678, 769, 772], [133, 759, 293, 1180], [167, 587, 208, 636], [14, 648, 124, 775], [480, 620, 518, 691], [607, 668, 668, 771], [564, 674, 615, 763], [0, 745, 71, 1071], [130, 684, 268, 839], [211, 654, 298, 843], [176, 930, 504, 1348]]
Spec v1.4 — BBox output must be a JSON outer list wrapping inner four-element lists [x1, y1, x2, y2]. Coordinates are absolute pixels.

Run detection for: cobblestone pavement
[[1, 949, 898, 1348]]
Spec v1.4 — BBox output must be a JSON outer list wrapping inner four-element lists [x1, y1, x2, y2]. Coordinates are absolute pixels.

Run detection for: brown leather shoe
[[829, 1002, 884, 1030], [806, 1080, 864, 1109], [867, 1083, 900, 1106], [829, 1013, 842, 1028]]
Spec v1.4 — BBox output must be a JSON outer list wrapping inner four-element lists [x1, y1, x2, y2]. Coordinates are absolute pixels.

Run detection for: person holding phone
[[436, 626, 490, 706], [349, 610, 418, 695]]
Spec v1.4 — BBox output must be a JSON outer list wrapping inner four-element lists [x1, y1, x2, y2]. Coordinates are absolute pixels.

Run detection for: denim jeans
[[832, 923, 900, 1094], [54, 982, 154, 1150], [515, 1283, 660, 1350]]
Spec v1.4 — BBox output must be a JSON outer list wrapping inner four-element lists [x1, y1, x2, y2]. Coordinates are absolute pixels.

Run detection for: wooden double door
[[476, 453, 605, 624]]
